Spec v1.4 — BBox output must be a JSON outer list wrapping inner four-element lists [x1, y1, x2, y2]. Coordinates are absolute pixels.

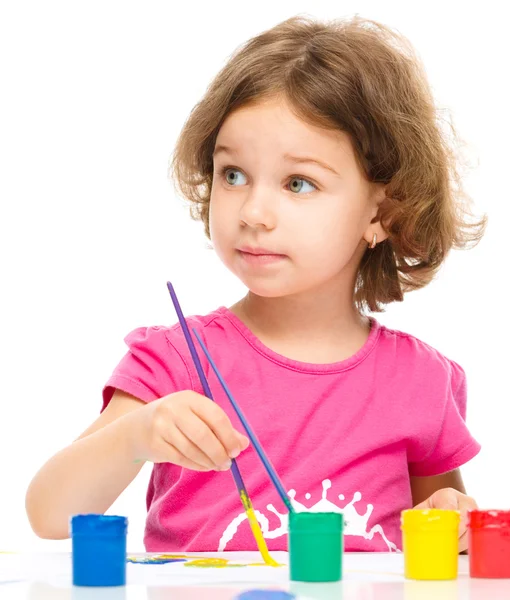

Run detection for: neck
[[230, 277, 368, 345]]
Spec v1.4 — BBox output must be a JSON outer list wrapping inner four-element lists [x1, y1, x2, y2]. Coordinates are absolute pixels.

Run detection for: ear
[[363, 184, 390, 246]]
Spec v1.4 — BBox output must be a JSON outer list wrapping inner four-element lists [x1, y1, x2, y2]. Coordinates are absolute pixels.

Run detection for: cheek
[[209, 191, 222, 233], [295, 204, 365, 259], [209, 194, 234, 250], [208, 200, 219, 243]]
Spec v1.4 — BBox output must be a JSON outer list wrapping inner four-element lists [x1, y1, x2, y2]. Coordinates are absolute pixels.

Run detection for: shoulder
[[375, 320, 465, 389], [124, 307, 239, 380], [107, 307, 233, 401], [124, 307, 231, 347], [160, 306, 235, 349]]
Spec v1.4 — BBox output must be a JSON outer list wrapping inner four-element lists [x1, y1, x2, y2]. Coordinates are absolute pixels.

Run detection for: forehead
[[215, 97, 356, 164]]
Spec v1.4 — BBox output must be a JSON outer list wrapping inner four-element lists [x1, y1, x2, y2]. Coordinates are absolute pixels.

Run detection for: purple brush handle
[[166, 282, 247, 496]]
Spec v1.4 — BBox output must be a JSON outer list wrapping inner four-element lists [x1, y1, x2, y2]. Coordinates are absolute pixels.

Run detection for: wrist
[[116, 409, 147, 464]]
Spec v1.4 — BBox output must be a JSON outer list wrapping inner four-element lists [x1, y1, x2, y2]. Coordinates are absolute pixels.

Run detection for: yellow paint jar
[[401, 509, 460, 580]]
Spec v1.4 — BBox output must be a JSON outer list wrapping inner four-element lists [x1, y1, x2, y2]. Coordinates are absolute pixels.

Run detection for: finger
[[458, 496, 478, 514], [458, 529, 468, 553], [151, 439, 211, 472], [413, 498, 431, 510], [176, 410, 232, 469], [437, 488, 459, 510], [413, 488, 461, 511], [236, 431, 250, 451], [458, 517, 468, 540], [428, 488, 460, 511], [162, 423, 217, 470], [458, 496, 477, 534], [192, 400, 243, 460]]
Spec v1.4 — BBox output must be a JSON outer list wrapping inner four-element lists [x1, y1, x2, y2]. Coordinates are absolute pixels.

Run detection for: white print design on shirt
[[218, 479, 399, 552]]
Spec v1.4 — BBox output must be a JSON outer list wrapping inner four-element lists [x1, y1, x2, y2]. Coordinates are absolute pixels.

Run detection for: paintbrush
[[192, 328, 295, 514], [166, 282, 277, 566]]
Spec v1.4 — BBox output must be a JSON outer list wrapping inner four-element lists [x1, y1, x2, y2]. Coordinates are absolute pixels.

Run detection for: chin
[[246, 287, 288, 298], [239, 276, 301, 299]]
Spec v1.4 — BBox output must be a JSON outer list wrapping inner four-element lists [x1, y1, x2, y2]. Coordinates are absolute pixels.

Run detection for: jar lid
[[401, 509, 460, 530], [70, 514, 128, 536], [468, 510, 510, 528], [289, 511, 343, 533]]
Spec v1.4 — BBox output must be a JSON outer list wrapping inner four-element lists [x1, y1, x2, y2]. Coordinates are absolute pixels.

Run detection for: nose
[[239, 185, 277, 231]]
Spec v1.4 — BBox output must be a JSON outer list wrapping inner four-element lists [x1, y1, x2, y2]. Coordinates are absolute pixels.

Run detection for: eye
[[217, 167, 318, 193], [222, 167, 247, 186], [288, 177, 317, 194]]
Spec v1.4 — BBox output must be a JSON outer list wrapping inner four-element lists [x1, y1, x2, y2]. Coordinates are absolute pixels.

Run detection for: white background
[[1, 1, 508, 552]]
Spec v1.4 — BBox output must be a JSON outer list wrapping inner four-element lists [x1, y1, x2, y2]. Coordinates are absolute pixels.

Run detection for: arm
[[25, 390, 147, 540], [26, 388, 249, 540]]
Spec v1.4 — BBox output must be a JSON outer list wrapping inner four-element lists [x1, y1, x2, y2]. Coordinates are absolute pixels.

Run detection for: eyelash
[[216, 166, 319, 193]]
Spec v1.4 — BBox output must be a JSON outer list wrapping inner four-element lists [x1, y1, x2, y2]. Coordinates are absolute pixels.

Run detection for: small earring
[[369, 233, 377, 249]]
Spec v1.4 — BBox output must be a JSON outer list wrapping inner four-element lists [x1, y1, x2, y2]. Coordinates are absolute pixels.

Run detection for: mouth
[[236, 246, 288, 266]]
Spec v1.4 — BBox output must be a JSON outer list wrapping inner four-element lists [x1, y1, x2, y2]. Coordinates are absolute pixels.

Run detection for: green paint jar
[[289, 512, 343, 582]]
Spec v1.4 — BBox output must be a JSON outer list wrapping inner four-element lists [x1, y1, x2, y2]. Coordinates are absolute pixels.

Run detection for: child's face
[[209, 97, 386, 298]]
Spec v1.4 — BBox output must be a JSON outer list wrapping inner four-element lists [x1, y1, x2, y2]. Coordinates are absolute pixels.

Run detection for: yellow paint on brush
[[240, 490, 280, 567]]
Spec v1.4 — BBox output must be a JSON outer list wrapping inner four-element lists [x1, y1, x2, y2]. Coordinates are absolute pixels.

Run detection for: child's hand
[[413, 488, 478, 552], [128, 390, 250, 472]]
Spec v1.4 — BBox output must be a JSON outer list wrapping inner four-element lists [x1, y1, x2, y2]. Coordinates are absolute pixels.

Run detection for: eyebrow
[[213, 144, 341, 177]]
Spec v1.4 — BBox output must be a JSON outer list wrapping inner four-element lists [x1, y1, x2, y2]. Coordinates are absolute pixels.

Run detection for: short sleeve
[[101, 326, 191, 411], [408, 361, 481, 477]]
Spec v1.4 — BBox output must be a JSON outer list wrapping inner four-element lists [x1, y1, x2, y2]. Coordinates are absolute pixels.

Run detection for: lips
[[237, 246, 286, 257], [236, 246, 287, 266]]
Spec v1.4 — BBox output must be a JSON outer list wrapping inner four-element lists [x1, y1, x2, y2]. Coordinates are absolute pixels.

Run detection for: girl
[[26, 15, 486, 553]]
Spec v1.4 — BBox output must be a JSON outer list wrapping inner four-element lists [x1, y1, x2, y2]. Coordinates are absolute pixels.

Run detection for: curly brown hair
[[170, 15, 487, 313]]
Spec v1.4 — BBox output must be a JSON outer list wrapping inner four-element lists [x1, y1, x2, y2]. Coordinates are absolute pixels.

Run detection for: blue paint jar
[[71, 514, 128, 586]]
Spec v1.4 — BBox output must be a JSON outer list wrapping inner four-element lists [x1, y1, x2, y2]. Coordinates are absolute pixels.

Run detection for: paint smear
[[128, 554, 188, 564], [128, 553, 282, 569], [184, 558, 280, 569], [185, 558, 244, 568]]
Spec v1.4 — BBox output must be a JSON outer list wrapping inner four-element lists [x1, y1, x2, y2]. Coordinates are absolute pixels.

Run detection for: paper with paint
[[125, 552, 415, 585], [0, 551, 471, 588], [6, 552, 288, 587]]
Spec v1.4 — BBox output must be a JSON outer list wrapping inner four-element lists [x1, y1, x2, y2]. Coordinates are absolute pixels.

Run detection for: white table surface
[[1, 551, 510, 599]]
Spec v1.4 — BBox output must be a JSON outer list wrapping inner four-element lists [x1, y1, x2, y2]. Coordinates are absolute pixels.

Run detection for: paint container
[[468, 509, 510, 578], [71, 514, 128, 586], [288, 512, 343, 582], [401, 509, 459, 580]]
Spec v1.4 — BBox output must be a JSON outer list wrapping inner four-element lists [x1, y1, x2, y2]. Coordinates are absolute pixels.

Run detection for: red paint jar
[[468, 510, 510, 578]]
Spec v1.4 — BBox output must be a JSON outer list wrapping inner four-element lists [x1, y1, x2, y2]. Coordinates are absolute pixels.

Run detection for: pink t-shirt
[[102, 307, 480, 553]]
